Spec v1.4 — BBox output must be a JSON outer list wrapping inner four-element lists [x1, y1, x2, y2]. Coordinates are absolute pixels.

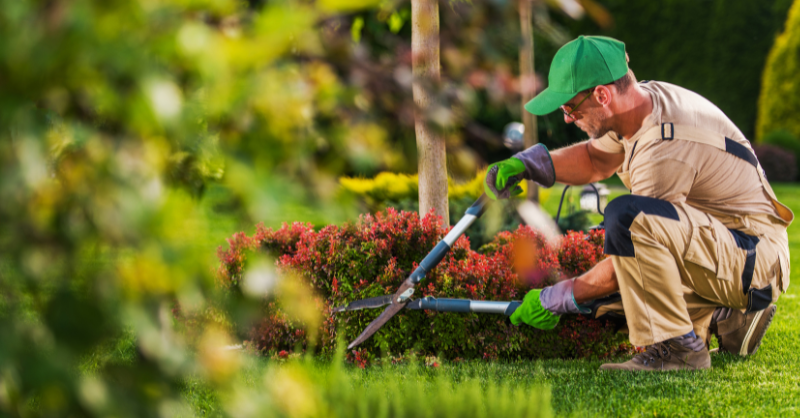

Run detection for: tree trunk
[[519, 0, 540, 202], [412, 0, 449, 224]]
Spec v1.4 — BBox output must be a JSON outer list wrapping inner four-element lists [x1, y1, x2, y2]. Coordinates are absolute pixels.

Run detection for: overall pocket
[[683, 210, 720, 276]]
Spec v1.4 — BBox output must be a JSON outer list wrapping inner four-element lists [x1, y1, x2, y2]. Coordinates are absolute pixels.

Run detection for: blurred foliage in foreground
[[0, 0, 402, 415], [183, 347, 554, 418]]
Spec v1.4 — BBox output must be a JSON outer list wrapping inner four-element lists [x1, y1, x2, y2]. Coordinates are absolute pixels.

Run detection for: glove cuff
[[539, 278, 592, 315], [513, 143, 556, 188]]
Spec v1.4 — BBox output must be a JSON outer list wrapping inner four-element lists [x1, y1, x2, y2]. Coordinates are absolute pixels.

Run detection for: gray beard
[[576, 112, 612, 139], [589, 125, 612, 139], [577, 121, 612, 139]]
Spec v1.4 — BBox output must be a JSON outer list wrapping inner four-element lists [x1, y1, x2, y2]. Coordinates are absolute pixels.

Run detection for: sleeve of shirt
[[630, 158, 696, 203], [591, 132, 625, 154]]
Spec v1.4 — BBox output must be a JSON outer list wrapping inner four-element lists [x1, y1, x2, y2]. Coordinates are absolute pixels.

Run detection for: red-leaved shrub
[[216, 208, 632, 362]]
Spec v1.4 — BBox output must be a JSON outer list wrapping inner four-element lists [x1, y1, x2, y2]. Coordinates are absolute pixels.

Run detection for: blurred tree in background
[[757, 0, 800, 144]]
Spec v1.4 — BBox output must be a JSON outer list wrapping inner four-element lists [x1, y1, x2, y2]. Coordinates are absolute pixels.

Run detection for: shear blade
[[332, 295, 393, 313], [346, 279, 414, 349], [346, 300, 409, 350]]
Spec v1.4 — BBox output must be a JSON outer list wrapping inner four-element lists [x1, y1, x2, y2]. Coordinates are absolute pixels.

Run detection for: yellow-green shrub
[[340, 171, 554, 249], [757, 0, 800, 141], [339, 171, 550, 205]]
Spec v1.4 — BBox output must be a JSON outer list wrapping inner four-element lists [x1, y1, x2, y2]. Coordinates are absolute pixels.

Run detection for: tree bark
[[519, 0, 540, 202], [412, 0, 449, 224]]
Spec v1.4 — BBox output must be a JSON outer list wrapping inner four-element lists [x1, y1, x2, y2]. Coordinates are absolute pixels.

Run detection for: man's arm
[[487, 138, 624, 200], [573, 257, 618, 303], [515, 257, 619, 328], [550, 140, 625, 185]]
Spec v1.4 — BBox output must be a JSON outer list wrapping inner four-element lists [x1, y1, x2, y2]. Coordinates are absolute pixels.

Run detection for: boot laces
[[637, 342, 672, 367]]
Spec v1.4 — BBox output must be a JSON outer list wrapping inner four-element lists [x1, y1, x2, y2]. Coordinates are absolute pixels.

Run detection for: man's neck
[[611, 85, 654, 140]]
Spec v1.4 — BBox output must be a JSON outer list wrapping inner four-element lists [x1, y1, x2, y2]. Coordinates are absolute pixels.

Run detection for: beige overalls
[[590, 81, 793, 346]]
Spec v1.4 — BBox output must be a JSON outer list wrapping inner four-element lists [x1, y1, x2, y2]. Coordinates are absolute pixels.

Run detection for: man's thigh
[[610, 198, 780, 310], [676, 205, 781, 311]]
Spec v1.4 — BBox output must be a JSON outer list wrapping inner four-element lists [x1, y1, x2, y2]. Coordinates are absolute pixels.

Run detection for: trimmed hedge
[[339, 171, 557, 249], [216, 209, 633, 362], [758, 0, 800, 144]]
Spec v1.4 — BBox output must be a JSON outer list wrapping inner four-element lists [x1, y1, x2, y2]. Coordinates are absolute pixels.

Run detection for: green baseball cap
[[525, 35, 628, 115]]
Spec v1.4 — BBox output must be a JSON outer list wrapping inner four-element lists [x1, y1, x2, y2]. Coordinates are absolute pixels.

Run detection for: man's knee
[[604, 195, 680, 257]]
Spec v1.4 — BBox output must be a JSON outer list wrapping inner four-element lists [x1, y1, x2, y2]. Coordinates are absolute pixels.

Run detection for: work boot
[[600, 334, 710, 371], [709, 305, 777, 356]]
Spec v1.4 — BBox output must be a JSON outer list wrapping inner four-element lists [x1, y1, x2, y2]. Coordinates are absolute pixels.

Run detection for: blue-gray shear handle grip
[[410, 195, 491, 284], [419, 298, 471, 313], [409, 195, 494, 285], [409, 240, 450, 284], [504, 301, 522, 316], [420, 241, 451, 271], [409, 266, 426, 283]]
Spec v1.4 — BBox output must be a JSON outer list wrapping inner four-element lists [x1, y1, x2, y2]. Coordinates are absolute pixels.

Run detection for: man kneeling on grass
[[485, 35, 793, 371]]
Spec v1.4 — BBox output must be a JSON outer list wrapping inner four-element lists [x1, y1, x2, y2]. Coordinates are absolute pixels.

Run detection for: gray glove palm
[[512, 143, 556, 188]]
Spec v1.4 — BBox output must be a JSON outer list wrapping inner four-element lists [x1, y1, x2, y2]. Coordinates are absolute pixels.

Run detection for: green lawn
[[183, 183, 800, 417]]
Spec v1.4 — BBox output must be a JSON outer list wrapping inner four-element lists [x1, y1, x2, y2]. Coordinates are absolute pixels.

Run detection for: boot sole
[[740, 305, 777, 356]]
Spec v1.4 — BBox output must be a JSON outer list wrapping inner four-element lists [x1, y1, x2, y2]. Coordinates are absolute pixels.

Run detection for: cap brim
[[524, 88, 578, 116]]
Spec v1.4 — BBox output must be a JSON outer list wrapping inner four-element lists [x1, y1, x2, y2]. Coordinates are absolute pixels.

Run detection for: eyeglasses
[[561, 88, 595, 119]]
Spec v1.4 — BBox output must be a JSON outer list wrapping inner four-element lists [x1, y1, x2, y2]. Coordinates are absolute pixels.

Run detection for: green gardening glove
[[484, 157, 526, 200], [509, 289, 560, 330]]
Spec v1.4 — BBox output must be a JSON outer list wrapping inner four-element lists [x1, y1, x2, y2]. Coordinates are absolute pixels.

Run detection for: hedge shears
[[338, 185, 614, 349], [340, 194, 504, 349]]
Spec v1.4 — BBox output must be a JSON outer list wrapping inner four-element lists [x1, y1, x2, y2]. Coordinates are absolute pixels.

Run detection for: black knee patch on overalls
[[728, 229, 760, 291], [604, 195, 680, 257], [728, 229, 771, 312]]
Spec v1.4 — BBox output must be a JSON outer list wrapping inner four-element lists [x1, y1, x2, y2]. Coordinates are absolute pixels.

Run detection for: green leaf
[[388, 11, 404, 33], [351, 17, 365, 43]]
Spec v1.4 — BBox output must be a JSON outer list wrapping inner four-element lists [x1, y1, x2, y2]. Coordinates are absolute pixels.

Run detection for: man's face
[[561, 89, 613, 139]]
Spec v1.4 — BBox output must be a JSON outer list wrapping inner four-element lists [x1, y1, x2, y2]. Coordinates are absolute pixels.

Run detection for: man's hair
[[612, 69, 636, 93], [611, 52, 635, 92], [578, 69, 636, 96]]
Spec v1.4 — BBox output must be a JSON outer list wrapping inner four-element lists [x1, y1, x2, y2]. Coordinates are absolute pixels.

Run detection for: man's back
[[594, 81, 780, 226]]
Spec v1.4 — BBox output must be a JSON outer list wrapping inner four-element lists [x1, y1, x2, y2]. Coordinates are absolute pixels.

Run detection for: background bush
[[339, 171, 551, 210], [216, 209, 633, 362], [762, 129, 800, 179], [754, 144, 798, 182]]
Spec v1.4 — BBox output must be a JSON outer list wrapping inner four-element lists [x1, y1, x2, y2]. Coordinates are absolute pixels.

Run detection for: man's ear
[[594, 85, 613, 107]]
